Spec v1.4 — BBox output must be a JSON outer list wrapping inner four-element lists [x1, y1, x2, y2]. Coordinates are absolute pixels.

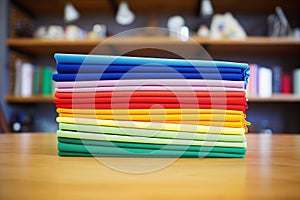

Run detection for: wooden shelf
[[5, 95, 54, 103], [194, 37, 300, 45], [248, 94, 300, 102], [7, 37, 300, 56]]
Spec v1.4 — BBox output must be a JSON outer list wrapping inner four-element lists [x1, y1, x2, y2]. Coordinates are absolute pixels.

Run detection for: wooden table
[[0, 133, 299, 200]]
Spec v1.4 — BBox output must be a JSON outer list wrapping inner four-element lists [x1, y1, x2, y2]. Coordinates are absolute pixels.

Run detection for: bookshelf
[[4, 0, 300, 132], [248, 94, 300, 102], [6, 37, 300, 103]]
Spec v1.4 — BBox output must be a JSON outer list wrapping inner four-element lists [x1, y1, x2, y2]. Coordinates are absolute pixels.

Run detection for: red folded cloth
[[55, 103, 248, 112]]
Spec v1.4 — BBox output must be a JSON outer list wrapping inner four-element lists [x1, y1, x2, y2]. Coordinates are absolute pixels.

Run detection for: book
[[281, 73, 291, 93], [20, 63, 34, 97], [42, 66, 53, 96], [272, 66, 282, 94], [294, 68, 300, 95], [247, 64, 258, 97], [14, 59, 22, 96], [33, 66, 40, 95], [258, 66, 272, 98]]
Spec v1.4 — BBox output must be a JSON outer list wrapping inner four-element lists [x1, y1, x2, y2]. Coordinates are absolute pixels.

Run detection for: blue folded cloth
[[54, 53, 249, 69], [56, 63, 243, 74], [54, 53, 250, 87], [52, 73, 244, 81]]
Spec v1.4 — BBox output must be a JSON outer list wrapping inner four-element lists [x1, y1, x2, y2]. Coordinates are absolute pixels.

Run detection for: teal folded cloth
[[58, 137, 247, 154], [58, 151, 245, 158], [57, 138, 246, 158]]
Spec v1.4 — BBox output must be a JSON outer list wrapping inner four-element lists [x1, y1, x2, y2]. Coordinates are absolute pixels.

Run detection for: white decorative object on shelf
[[115, 1, 135, 25], [197, 25, 210, 37], [179, 26, 189, 41], [200, 0, 214, 16], [64, 2, 80, 23], [167, 15, 185, 40], [93, 24, 107, 38], [48, 25, 64, 39], [210, 12, 247, 39]]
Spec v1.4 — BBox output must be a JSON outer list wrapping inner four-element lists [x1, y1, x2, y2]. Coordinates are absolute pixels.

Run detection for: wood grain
[[0, 133, 299, 199]]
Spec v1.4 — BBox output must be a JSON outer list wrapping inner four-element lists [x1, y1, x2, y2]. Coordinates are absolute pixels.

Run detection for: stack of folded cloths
[[53, 53, 250, 158]]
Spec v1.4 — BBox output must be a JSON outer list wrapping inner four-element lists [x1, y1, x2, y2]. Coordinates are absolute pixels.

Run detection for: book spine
[[253, 64, 259, 96], [294, 68, 300, 95], [247, 64, 258, 97], [272, 66, 281, 93], [20, 63, 34, 97], [42, 66, 53, 96], [14, 59, 22, 96], [258, 66, 272, 98], [281, 73, 291, 93], [33, 66, 40, 95]]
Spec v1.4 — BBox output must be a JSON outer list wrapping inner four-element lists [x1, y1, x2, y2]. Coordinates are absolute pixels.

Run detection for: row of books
[[247, 64, 300, 97], [14, 59, 54, 97]]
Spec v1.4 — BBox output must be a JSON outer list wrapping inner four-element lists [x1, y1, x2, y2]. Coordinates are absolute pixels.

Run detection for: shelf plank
[[7, 37, 300, 56], [5, 95, 54, 103], [193, 37, 300, 45], [7, 37, 300, 46], [248, 94, 300, 102]]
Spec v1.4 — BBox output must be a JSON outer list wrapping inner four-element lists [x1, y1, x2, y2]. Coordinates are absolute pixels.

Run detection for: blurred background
[[0, 0, 299, 133]]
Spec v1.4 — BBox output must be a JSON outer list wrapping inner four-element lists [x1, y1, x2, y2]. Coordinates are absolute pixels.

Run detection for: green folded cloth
[[59, 122, 246, 142], [58, 137, 247, 154], [58, 151, 245, 158], [57, 130, 247, 148], [58, 141, 245, 158]]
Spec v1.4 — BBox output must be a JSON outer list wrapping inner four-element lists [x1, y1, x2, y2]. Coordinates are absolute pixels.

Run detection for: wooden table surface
[[0, 133, 299, 200]]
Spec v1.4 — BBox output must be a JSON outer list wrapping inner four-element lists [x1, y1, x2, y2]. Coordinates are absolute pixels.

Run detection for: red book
[[281, 74, 291, 93]]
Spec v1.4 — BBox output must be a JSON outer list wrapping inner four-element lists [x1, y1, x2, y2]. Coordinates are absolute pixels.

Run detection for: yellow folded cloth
[[56, 117, 246, 135], [58, 113, 244, 122]]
